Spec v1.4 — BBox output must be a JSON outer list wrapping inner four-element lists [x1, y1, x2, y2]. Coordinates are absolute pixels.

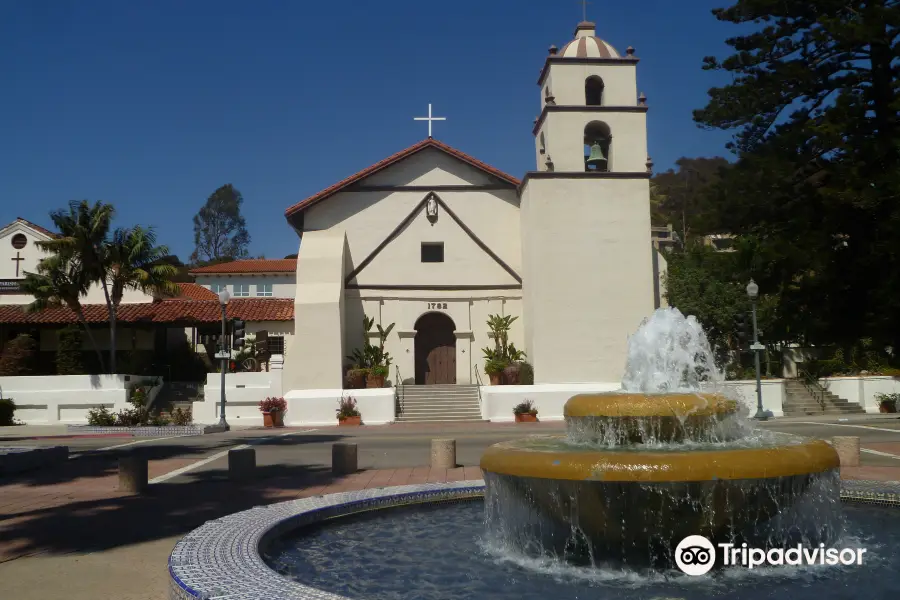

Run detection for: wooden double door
[[414, 313, 457, 385]]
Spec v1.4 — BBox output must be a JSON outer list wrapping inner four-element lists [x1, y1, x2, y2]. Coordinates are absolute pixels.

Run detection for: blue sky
[[1, 0, 739, 261]]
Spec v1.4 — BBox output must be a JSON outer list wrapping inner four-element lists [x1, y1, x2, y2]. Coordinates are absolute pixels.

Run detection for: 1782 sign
[[426, 302, 448, 310]]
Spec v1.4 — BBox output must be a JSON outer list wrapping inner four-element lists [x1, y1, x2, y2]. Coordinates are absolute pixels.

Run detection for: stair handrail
[[473, 364, 484, 410], [395, 364, 404, 417], [798, 369, 827, 410]]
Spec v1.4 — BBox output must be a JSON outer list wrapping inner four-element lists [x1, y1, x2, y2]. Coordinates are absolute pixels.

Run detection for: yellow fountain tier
[[564, 392, 737, 418], [479, 438, 840, 483]]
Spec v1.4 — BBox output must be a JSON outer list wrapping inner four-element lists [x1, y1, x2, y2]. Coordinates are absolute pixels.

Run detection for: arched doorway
[[414, 313, 456, 385]]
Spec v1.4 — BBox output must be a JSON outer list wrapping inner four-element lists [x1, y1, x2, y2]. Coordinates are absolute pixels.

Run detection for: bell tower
[[520, 20, 655, 384]]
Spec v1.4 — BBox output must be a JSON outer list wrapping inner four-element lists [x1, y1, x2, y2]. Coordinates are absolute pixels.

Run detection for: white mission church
[[281, 19, 662, 393], [0, 20, 667, 424]]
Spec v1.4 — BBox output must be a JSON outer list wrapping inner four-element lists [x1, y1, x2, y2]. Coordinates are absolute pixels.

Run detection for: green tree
[[56, 325, 85, 375], [650, 157, 731, 243], [694, 0, 900, 350], [21, 252, 106, 371], [38, 200, 117, 370], [104, 226, 179, 372], [191, 184, 251, 263], [0, 334, 38, 376]]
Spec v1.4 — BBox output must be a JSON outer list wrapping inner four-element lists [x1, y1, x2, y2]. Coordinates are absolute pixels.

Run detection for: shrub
[[56, 325, 85, 375], [170, 407, 193, 426], [149, 413, 171, 426], [115, 407, 149, 427], [336, 395, 360, 419], [0, 334, 38, 376], [518, 361, 535, 385], [0, 398, 16, 426], [259, 396, 287, 413], [513, 399, 538, 416], [87, 406, 116, 426]]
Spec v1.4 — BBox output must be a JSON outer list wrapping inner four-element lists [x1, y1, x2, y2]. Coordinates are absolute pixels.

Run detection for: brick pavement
[[0, 443, 898, 600]]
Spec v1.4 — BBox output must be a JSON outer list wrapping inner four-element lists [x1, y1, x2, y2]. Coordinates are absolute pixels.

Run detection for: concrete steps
[[396, 384, 484, 423], [783, 380, 865, 416]]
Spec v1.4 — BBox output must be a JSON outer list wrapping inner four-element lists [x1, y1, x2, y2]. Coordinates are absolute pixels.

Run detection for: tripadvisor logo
[[675, 535, 867, 576]]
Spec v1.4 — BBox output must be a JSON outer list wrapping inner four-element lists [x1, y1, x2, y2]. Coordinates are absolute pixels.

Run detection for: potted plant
[[875, 392, 898, 414], [259, 396, 287, 427], [345, 316, 394, 389], [484, 358, 507, 385], [367, 364, 389, 388], [513, 399, 539, 423], [337, 395, 362, 426], [483, 314, 526, 385], [345, 365, 367, 389]]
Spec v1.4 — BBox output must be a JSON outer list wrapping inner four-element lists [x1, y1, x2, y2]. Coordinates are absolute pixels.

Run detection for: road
[[3, 416, 900, 483]]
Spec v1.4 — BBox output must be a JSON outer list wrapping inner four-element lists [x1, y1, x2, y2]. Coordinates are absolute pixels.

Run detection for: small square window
[[233, 284, 250, 297], [257, 283, 273, 297], [421, 242, 444, 263]]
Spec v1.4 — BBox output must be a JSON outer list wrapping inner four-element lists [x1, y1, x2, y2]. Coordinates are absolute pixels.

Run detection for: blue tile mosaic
[[167, 478, 900, 600]]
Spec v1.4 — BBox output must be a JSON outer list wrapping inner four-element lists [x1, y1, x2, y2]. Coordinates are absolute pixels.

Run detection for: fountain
[[480, 308, 842, 566], [169, 307, 900, 600]]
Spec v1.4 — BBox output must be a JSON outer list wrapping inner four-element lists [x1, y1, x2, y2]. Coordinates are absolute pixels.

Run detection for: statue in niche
[[426, 196, 438, 224]]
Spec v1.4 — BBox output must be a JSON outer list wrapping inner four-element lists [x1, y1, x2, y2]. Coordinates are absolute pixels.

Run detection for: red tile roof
[[173, 282, 218, 300], [189, 259, 297, 274], [2, 217, 59, 239], [284, 138, 521, 217], [0, 298, 294, 325]]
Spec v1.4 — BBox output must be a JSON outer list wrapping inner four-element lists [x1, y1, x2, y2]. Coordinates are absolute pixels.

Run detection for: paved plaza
[[0, 417, 899, 599]]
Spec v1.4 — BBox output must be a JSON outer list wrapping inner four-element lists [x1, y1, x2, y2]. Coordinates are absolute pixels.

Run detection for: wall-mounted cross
[[11, 252, 24, 277]]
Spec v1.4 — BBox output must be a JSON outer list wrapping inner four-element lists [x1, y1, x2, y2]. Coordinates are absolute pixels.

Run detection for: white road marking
[[861, 447, 900, 460], [96, 436, 187, 451], [789, 421, 900, 434], [148, 428, 320, 484]]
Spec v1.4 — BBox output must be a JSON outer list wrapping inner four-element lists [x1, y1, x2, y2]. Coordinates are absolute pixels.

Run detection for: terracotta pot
[[366, 374, 385, 388], [502, 364, 521, 385], [515, 413, 538, 423], [879, 401, 897, 414], [488, 373, 502, 386], [262, 411, 274, 427], [346, 370, 367, 389], [339, 415, 362, 426], [273, 411, 284, 427]]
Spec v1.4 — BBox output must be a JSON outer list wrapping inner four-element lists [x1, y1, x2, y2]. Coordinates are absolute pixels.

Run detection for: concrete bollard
[[228, 447, 256, 481], [118, 455, 148, 493], [332, 443, 358, 475], [431, 439, 457, 469], [832, 436, 860, 467]]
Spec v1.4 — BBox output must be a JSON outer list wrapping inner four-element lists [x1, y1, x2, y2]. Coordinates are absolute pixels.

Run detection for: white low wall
[[196, 370, 284, 426], [282, 388, 395, 426], [717, 379, 785, 418], [0, 374, 160, 424], [480, 383, 621, 422], [820, 376, 900, 413], [479, 380, 785, 421]]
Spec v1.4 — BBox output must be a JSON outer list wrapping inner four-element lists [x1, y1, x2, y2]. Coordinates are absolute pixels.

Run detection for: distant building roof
[[189, 259, 297, 275], [0, 297, 294, 325]]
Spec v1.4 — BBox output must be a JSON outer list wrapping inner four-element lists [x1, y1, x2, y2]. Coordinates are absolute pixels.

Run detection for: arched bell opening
[[584, 120, 612, 172], [585, 75, 605, 106]]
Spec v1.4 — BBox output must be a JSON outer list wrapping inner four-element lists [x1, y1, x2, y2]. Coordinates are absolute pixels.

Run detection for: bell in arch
[[586, 141, 607, 169]]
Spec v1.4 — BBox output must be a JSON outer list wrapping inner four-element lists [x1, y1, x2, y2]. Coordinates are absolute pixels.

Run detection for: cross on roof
[[581, 0, 592, 21], [413, 103, 446, 138]]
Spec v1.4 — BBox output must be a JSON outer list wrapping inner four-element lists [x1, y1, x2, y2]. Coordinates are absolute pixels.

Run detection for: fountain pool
[[167, 308, 900, 600]]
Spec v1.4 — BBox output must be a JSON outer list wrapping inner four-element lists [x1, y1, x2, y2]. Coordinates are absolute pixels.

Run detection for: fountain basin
[[480, 437, 841, 559], [564, 392, 740, 444]]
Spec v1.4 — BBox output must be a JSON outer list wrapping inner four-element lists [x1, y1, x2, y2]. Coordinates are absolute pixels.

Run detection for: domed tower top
[[558, 21, 621, 59]]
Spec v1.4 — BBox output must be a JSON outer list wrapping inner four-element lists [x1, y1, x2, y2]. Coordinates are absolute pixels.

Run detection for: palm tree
[[37, 200, 116, 369], [20, 253, 106, 371], [104, 226, 178, 372]]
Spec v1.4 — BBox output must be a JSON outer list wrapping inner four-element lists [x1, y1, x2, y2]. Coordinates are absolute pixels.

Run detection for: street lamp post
[[746, 279, 767, 421], [217, 288, 231, 431]]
